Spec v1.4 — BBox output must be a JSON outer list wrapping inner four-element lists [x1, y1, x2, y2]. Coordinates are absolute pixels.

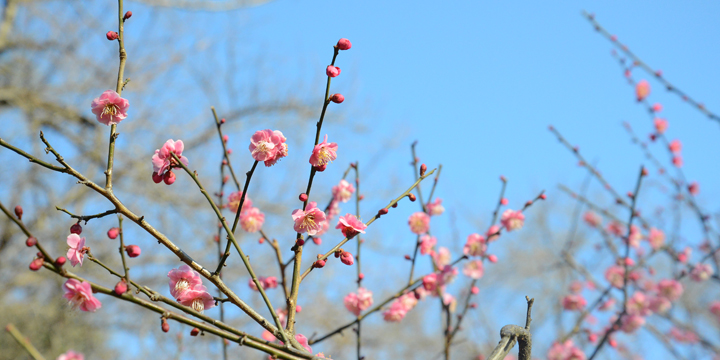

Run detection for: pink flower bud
[[107, 227, 120, 239], [190, 328, 200, 336], [163, 171, 176, 185], [500, 198, 508, 205], [358, 273, 365, 280], [471, 286, 480, 295], [14, 205, 23, 220], [470, 303, 478, 309], [408, 193, 416, 202], [223, 135, 229, 143], [70, 223, 82, 235], [313, 259, 326, 268], [299, 193, 308, 202], [312, 237, 322, 245], [26, 237, 37, 247], [161, 319, 169, 333], [624, 257, 635, 266], [330, 94, 345, 103], [55, 256, 66, 266], [152, 172, 163, 183], [126, 245, 141, 258], [114, 279, 128, 295], [378, 208, 389, 216], [29, 258, 43, 271], [226, 149, 232, 154], [488, 254, 498, 263], [340, 251, 354, 266], [540, 194, 547, 200], [336, 38, 352, 50], [222, 175, 229, 184], [106, 31, 119, 40], [404, 254, 411, 260], [295, 305, 302, 312], [123, 11, 132, 20], [220, 118, 226, 124], [326, 65, 341, 78]]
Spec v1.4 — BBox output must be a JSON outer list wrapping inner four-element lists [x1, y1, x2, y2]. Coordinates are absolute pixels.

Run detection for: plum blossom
[[91, 90, 129, 125], [690, 263, 714, 282], [340, 251, 355, 265], [66, 233, 86, 267], [636, 80, 650, 101], [547, 340, 586, 360], [227, 191, 252, 213], [654, 118, 668, 133], [309, 135, 338, 168], [606, 221, 624, 237], [500, 209, 524, 232], [669, 327, 699, 344], [419, 235, 437, 255], [249, 277, 278, 291], [486, 225, 501, 242], [433, 247, 451, 268], [668, 139, 682, 153], [408, 212, 430, 235], [426, 198, 445, 216], [604, 265, 625, 288], [177, 285, 215, 313], [709, 301, 720, 319], [463, 233, 487, 257], [344, 287, 374, 316], [463, 260, 484, 279], [583, 211, 601, 227], [647, 228, 665, 250], [335, 214, 367, 239], [422, 273, 440, 292], [620, 314, 645, 333], [442, 293, 457, 313], [292, 201, 327, 236], [627, 291, 652, 316], [649, 295, 671, 314], [627, 225, 642, 248], [239, 207, 265, 233], [63, 279, 102, 312], [331, 180, 355, 203], [151, 139, 189, 178], [57, 350, 84, 360], [168, 265, 203, 299], [294, 334, 312, 353], [383, 300, 409, 322], [249, 129, 288, 166], [657, 279, 683, 301], [561, 294, 587, 311]]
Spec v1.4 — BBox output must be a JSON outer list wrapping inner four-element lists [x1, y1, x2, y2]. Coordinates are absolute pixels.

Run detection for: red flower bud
[[404, 254, 411, 260], [163, 171, 176, 185], [313, 259, 326, 268], [330, 94, 345, 103], [358, 273, 364, 281], [314, 164, 327, 172], [420, 164, 427, 176], [152, 172, 163, 184], [391, 202, 398, 208], [106, 31, 119, 40], [378, 208, 389, 216], [114, 279, 128, 295], [26, 237, 37, 247], [190, 328, 200, 336], [123, 11, 132, 20], [161, 319, 170, 333], [295, 305, 302, 312], [126, 245, 141, 258], [408, 193, 416, 202], [539, 194, 547, 200], [55, 256, 67, 267], [29, 258, 43, 271], [336, 38, 352, 50], [326, 65, 341, 78], [299, 193, 308, 202], [14, 205, 23, 220], [70, 223, 82, 235], [220, 118, 226, 124], [107, 227, 120, 239]]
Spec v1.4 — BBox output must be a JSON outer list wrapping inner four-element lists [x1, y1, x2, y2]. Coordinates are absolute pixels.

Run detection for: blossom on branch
[[426, 198, 445, 216], [62, 279, 102, 312], [419, 235, 437, 255], [151, 139, 189, 179], [332, 179, 355, 203], [249, 129, 288, 166], [500, 209, 524, 232], [57, 350, 84, 360], [344, 287, 373, 316], [463, 233, 487, 257], [462, 260, 484, 279], [408, 212, 430, 235], [91, 90, 129, 125], [335, 214, 366, 239], [177, 285, 215, 313], [240, 207, 265, 233], [167, 265, 203, 299], [66, 233, 86, 267], [227, 191, 253, 213], [292, 201, 327, 236], [309, 135, 338, 168]]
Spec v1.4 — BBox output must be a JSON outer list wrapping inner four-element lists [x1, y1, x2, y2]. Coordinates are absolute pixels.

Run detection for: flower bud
[[378, 208, 389, 216], [540, 194, 547, 200], [220, 118, 226, 124], [106, 31, 119, 40], [295, 305, 302, 313], [330, 94, 345, 103], [222, 135, 229, 143], [420, 163, 427, 176], [500, 198, 508, 205], [358, 273, 365, 281], [336, 38, 352, 50], [326, 65, 341, 78], [26, 237, 37, 247], [488, 254, 498, 263], [14, 205, 23, 220], [313, 259, 326, 268], [123, 11, 132, 20], [299, 193, 308, 202], [126, 245, 141, 258], [340, 251, 354, 266], [152, 172, 163, 184], [55, 256, 67, 267], [408, 193, 416, 202], [404, 254, 411, 260], [107, 227, 120, 239], [29, 258, 43, 271], [296, 239, 305, 246], [163, 171, 176, 185], [313, 164, 327, 172], [161, 319, 170, 333], [114, 279, 128, 295], [471, 286, 480, 295], [190, 328, 200, 336], [70, 223, 82, 235], [312, 237, 322, 245], [391, 202, 398, 208]]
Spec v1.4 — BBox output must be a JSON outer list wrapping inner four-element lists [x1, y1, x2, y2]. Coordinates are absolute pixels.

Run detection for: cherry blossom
[[66, 233, 86, 267], [91, 90, 129, 125], [63, 279, 102, 312], [249, 129, 288, 166], [227, 191, 252, 213], [292, 201, 327, 236]]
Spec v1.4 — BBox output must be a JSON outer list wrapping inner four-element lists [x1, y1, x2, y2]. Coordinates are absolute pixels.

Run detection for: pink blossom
[[177, 285, 215, 313], [442, 293, 457, 313], [709, 301, 720, 318], [294, 334, 312, 353], [657, 279, 683, 301], [433, 247, 451, 268], [66, 233, 86, 267], [668, 139, 682, 153], [422, 273, 440, 292], [326, 65, 341, 77], [652, 103, 663, 112], [168, 265, 203, 299], [292, 201, 327, 236], [561, 294, 587, 311], [383, 299, 408, 322], [419, 235, 437, 255], [439, 265, 458, 286], [627, 225, 642, 248], [463, 233, 487, 257], [340, 251, 355, 265], [326, 199, 341, 219], [688, 181, 699, 196], [408, 212, 430, 235], [227, 191, 252, 213], [239, 207, 265, 233], [486, 225, 501, 242], [604, 265, 625, 288], [672, 155, 683, 167], [649, 296, 671, 314], [426, 198, 445, 216], [690, 263, 714, 282], [335, 214, 367, 239], [261, 330, 275, 342], [547, 340, 586, 360], [309, 135, 338, 168], [263, 277, 278, 289], [57, 350, 84, 360], [654, 118, 668, 133], [344, 287, 373, 316], [627, 292, 652, 316], [669, 327, 699, 344], [463, 260, 484, 279], [249, 129, 288, 166], [647, 228, 665, 250], [635, 80, 650, 101], [620, 314, 645, 333], [500, 209, 525, 232], [91, 90, 129, 125], [331, 180, 355, 203], [151, 139, 189, 177], [63, 279, 102, 312], [569, 281, 583, 294], [599, 298, 616, 311], [606, 221, 624, 237], [583, 211, 601, 227]]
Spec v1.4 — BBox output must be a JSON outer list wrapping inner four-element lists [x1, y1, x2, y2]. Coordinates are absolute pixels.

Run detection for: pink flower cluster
[[463, 233, 487, 257], [151, 139, 189, 185], [344, 287, 373, 316], [500, 209, 524, 232], [63, 279, 102, 312], [561, 294, 587, 311], [248, 276, 278, 291], [547, 340, 586, 360], [382, 291, 419, 322], [332, 179, 355, 203], [91, 90, 129, 126], [167, 265, 215, 313], [249, 129, 288, 167]]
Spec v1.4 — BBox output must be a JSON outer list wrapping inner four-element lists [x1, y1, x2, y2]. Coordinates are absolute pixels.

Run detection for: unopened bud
[[296, 305, 302, 313], [471, 286, 480, 295], [123, 11, 132, 20], [222, 135, 229, 143], [313, 259, 326, 268], [55, 256, 67, 267], [391, 202, 398, 208], [106, 31, 119, 41], [161, 319, 169, 333], [163, 171, 176, 185], [408, 193, 416, 202], [296, 239, 305, 246], [190, 328, 200, 336], [404, 254, 411, 260], [126, 245, 141, 258], [539, 194, 547, 200], [299, 193, 308, 202], [29, 258, 43, 271], [70, 223, 82, 235], [114, 279, 128, 295], [378, 208, 389, 216], [107, 227, 120, 239], [14, 205, 23, 220], [500, 198, 508, 205], [152, 172, 163, 184], [488, 254, 498, 263], [336, 38, 352, 50], [330, 94, 345, 103], [220, 118, 226, 124], [26, 237, 37, 247], [358, 273, 364, 281], [469, 303, 477, 309]]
